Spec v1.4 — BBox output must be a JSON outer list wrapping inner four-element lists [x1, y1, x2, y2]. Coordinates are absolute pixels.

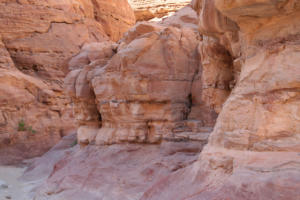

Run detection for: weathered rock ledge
[[9, 0, 300, 199], [0, 0, 135, 165], [64, 7, 230, 146], [129, 0, 191, 21]]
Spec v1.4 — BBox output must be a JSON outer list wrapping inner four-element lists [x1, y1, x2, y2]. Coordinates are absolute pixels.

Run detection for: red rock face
[[128, 0, 191, 21], [24, 5, 238, 199], [139, 1, 300, 199], [91, 0, 136, 41], [0, 0, 135, 165], [64, 8, 224, 146], [8, 0, 300, 199], [23, 136, 205, 200]]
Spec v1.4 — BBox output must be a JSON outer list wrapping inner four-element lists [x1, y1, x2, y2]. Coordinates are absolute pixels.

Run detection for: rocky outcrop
[[128, 0, 190, 21], [64, 5, 222, 146], [23, 135, 204, 200], [0, 67, 75, 165], [0, 0, 135, 80], [139, 0, 300, 199], [14, 0, 300, 199], [160, 6, 198, 30], [0, 36, 77, 164], [0, 0, 135, 164], [90, 0, 136, 41], [22, 5, 237, 199], [0, 37, 15, 69]]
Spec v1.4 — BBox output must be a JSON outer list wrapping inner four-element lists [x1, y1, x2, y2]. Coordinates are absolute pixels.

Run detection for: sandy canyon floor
[[0, 166, 30, 200]]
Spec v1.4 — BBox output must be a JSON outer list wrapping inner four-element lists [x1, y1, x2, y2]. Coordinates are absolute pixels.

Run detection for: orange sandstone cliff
[[128, 0, 191, 21], [0, 0, 135, 164], [0, 0, 299, 200]]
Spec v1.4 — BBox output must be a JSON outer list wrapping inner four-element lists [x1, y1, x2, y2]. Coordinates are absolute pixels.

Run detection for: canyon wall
[[17, 0, 300, 199], [140, 0, 300, 199], [64, 6, 231, 146], [23, 7, 219, 199], [0, 0, 135, 164], [23, 3, 236, 199], [128, 0, 190, 21]]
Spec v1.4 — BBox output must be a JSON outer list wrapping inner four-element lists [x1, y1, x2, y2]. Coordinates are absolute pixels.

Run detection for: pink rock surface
[[2, 1, 299, 199], [23, 135, 205, 200], [65, 17, 220, 145], [140, 1, 300, 199], [128, 0, 191, 21], [0, 0, 135, 164]]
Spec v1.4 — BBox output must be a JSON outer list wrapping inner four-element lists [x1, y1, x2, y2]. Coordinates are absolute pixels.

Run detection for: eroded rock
[[140, 1, 300, 199], [23, 135, 205, 200], [0, 0, 135, 164], [65, 19, 221, 146], [129, 0, 191, 21], [9, 1, 300, 199]]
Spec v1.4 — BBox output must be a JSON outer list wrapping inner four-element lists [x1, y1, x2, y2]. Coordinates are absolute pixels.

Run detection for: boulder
[[65, 20, 220, 145]]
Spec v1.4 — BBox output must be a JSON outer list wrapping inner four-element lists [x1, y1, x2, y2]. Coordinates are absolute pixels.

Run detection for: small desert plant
[[18, 120, 26, 131], [17, 120, 37, 134], [27, 126, 37, 134]]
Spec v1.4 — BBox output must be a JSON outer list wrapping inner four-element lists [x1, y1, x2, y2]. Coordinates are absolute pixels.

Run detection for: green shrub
[[27, 126, 37, 134], [18, 120, 26, 131], [17, 120, 37, 134]]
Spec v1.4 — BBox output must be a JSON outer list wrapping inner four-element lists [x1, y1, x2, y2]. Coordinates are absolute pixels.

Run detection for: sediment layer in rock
[[140, 1, 300, 199], [7, 1, 300, 199], [23, 134, 206, 200], [128, 0, 190, 21], [64, 7, 229, 146], [0, 0, 135, 164]]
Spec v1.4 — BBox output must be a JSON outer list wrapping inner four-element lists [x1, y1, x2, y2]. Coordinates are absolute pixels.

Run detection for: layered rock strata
[[140, 0, 300, 199], [128, 0, 190, 21], [17, 0, 300, 199], [65, 6, 229, 146], [23, 135, 205, 200], [0, 0, 135, 164]]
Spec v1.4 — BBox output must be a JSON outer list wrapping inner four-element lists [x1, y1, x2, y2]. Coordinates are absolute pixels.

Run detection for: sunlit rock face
[[90, 0, 136, 41], [128, 0, 191, 21], [0, 0, 135, 164], [92, 25, 201, 145], [140, 1, 300, 200], [23, 134, 205, 200], [65, 0, 239, 146], [12, 0, 300, 199], [210, 0, 300, 152], [65, 11, 224, 145]]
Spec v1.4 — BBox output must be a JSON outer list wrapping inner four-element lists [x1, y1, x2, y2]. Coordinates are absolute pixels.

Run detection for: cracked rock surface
[[1, 0, 299, 199], [0, 0, 135, 165], [128, 0, 191, 21], [64, 8, 224, 145]]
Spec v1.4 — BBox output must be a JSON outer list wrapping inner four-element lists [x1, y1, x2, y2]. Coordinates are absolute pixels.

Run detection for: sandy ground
[[0, 166, 32, 200]]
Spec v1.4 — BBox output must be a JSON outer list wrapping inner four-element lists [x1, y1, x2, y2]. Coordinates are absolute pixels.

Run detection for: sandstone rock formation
[[90, 0, 136, 41], [64, 5, 223, 146], [160, 6, 198, 30], [0, 0, 135, 164], [139, 0, 300, 199], [23, 135, 204, 200], [41, 0, 299, 199], [128, 0, 190, 21], [19, 4, 237, 199], [9, 0, 300, 199]]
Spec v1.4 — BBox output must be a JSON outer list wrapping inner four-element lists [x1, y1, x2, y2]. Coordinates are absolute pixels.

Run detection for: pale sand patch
[[0, 166, 32, 200]]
